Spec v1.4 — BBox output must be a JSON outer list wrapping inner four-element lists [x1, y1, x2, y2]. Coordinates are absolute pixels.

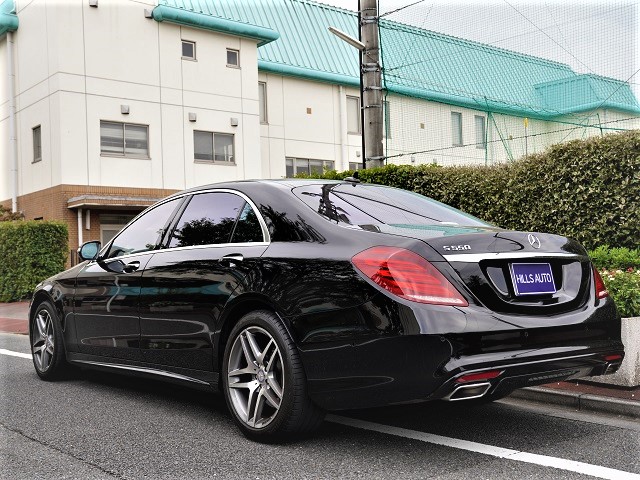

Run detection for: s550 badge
[[443, 245, 471, 251]]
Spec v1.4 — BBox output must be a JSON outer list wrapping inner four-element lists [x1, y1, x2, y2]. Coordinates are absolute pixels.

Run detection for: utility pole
[[359, 0, 384, 168]]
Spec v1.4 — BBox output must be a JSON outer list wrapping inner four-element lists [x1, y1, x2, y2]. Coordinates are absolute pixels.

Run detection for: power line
[[383, 116, 638, 161], [379, 0, 425, 18]]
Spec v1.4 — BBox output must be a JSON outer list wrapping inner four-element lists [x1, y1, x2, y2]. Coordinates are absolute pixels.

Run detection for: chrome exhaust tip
[[445, 382, 492, 401], [604, 361, 622, 375]]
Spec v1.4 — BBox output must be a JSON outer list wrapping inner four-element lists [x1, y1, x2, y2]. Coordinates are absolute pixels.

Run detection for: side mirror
[[78, 241, 101, 261]]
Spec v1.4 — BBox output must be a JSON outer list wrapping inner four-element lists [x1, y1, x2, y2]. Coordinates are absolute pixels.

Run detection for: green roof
[[156, 0, 639, 119], [154, 1, 279, 46], [0, 0, 18, 36]]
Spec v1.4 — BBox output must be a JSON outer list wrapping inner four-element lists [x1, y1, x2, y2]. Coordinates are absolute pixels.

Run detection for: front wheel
[[30, 300, 70, 380], [222, 310, 324, 442]]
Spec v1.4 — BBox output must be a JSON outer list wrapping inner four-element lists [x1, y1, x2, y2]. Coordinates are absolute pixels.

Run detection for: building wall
[[1, 0, 262, 206], [257, 74, 639, 172]]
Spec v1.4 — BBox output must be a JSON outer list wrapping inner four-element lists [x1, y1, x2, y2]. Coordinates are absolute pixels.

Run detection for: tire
[[30, 300, 70, 380], [222, 310, 324, 442]]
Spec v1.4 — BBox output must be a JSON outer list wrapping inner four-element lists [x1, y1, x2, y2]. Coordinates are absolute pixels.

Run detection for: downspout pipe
[[338, 86, 348, 172], [7, 30, 17, 213]]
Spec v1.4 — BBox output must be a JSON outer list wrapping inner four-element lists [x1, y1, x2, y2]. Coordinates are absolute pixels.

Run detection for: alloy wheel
[[32, 309, 55, 373], [227, 326, 284, 429]]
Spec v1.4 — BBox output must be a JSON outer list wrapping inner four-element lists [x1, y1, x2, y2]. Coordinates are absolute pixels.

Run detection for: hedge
[[0, 221, 68, 302], [305, 130, 640, 250]]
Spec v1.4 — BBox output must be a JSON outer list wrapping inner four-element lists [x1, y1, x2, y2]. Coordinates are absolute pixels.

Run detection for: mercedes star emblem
[[528, 233, 541, 249]]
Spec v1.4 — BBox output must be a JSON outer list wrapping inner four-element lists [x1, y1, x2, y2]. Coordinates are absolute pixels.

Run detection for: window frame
[[181, 40, 196, 60], [193, 130, 236, 165], [226, 48, 240, 68], [285, 157, 335, 177], [346, 95, 361, 134], [451, 112, 463, 147], [100, 120, 150, 159], [32, 125, 42, 163], [475, 115, 486, 150], [161, 190, 270, 251], [258, 81, 268, 124], [383, 100, 391, 139]]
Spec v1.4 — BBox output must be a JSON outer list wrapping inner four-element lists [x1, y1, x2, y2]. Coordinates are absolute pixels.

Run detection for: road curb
[[510, 387, 640, 419]]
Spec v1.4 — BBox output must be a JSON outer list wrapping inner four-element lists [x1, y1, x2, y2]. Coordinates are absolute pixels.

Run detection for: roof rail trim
[[0, 0, 18, 35], [152, 5, 279, 46]]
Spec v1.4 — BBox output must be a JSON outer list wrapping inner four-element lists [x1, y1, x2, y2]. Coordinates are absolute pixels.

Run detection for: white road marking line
[[0, 349, 32, 359], [328, 415, 640, 480], [2, 348, 636, 480]]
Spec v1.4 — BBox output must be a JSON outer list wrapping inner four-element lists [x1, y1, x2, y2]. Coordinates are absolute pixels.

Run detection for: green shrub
[[589, 245, 640, 270], [0, 221, 68, 302], [598, 268, 640, 318], [302, 130, 640, 250]]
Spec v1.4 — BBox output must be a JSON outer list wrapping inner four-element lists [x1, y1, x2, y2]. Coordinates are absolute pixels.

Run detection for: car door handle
[[220, 254, 243, 267], [123, 261, 140, 273]]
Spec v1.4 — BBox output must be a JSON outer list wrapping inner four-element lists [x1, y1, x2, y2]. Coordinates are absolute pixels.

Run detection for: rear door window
[[168, 192, 263, 247]]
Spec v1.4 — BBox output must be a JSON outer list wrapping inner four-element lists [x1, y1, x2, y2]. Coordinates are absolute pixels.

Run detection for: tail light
[[593, 267, 609, 299], [352, 246, 468, 306], [456, 370, 503, 383]]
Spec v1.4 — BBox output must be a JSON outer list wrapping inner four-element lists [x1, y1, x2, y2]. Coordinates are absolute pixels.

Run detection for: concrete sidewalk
[[1, 301, 638, 418]]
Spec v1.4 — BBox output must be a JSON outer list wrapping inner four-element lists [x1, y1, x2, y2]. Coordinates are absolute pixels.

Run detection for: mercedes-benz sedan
[[30, 179, 624, 441]]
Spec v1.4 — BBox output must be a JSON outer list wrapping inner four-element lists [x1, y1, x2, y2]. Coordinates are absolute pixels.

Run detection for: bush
[[598, 268, 640, 318], [305, 130, 640, 250], [0, 221, 68, 302], [589, 245, 640, 270]]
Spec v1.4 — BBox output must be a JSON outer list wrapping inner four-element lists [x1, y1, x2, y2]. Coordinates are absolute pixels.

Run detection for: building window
[[32, 125, 42, 163], [349, 162, 363, 171], [100, 121, 149, 157], [182, 40, 195, 60], [259, 82, 268, 124], [227, 49, 239, 67], [383, 100, 391, 138], [285, 158, 335, 177], [346, 96, 361, 134], [451, 112, 463, 146], [475, 115, 486, 149], [194, 131, 235, 163]]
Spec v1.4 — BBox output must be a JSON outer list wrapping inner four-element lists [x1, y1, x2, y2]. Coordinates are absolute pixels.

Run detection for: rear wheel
[[30, 301, 69, 380], [222, 310, 324, 442]]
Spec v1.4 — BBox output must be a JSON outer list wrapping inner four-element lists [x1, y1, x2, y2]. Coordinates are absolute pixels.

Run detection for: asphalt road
[[1, 332, 639, 480]]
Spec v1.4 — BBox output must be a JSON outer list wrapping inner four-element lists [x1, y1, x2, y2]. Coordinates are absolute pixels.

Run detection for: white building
[[1, 0, 638, 259]]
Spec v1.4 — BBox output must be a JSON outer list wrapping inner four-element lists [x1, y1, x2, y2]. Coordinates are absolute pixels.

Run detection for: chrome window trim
[[443, 252, 583, 262], [154, 241, 269, 256]]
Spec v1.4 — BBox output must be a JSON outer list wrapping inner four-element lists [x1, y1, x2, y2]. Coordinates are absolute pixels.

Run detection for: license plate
[[509, 263, 556, 296]]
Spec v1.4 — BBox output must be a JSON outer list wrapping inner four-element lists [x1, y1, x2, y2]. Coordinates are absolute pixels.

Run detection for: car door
[[138, 190, 269, 371], [73, 197, 183, 361]]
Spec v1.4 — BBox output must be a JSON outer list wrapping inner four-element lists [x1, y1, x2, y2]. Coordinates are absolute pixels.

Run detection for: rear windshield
[[292, 183, 490, 227]]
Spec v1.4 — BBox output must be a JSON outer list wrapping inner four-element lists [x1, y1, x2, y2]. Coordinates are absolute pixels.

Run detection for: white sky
[[316, 0, 640, 97]]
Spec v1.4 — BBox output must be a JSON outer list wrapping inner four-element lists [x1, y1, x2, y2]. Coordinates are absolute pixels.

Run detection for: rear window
[[292, 183, 490, 227]]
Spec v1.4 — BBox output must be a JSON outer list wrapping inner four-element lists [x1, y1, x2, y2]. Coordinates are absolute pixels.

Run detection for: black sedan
[[29, 179, 624, 441]]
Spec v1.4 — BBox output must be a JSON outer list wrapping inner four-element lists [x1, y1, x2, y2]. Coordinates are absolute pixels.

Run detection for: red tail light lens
[[603, 354, 622, 362], [352, 246, 468, 306], [593, 267, 609, 299], [456, 370, 503, 383]]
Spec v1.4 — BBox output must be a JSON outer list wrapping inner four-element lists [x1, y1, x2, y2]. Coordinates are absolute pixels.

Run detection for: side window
[[169, 192, 247, 248], [106, 198, 181, 259], [230, 202, 263, 243]]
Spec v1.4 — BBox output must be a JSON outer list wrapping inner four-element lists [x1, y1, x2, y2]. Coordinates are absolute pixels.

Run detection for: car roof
[[172, 178, 355, 197]]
